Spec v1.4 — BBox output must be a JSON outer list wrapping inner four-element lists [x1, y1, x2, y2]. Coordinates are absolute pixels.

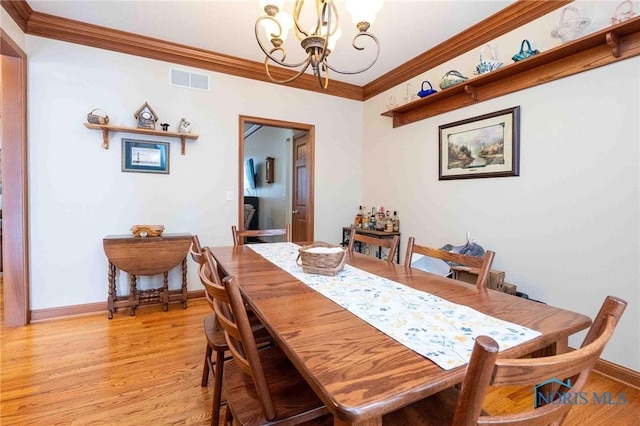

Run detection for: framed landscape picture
[[439, 106, 520, 180], [121, 139, 169, 174]]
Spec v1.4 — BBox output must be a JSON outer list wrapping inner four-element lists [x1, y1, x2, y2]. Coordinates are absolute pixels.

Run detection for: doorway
[[238, 116, 314, 243]]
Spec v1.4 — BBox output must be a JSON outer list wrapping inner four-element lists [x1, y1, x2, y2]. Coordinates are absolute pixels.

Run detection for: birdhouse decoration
[[134, 102, 158, 130]]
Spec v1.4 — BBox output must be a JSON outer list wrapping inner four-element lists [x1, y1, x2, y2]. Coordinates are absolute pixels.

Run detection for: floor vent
[[170, 68, 210, 91]]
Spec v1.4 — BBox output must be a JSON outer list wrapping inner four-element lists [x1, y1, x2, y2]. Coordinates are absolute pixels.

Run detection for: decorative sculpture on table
[[131, 225, 165, 237]]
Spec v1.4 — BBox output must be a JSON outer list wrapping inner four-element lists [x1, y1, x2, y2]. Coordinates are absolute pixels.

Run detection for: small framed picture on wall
[[121, 139, 169, 174]]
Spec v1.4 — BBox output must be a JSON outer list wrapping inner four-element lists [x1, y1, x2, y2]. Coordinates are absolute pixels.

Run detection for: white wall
[[362, 7, 640, 370], [25, 36, 362, 308]]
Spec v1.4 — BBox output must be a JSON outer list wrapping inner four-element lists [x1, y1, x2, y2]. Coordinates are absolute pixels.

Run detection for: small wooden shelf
[[382, 17, 640, 128], [84, 123, 199, 154]]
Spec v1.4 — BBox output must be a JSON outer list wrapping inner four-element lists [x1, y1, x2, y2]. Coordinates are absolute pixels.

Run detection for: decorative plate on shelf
[[131, 225, 165, 237]]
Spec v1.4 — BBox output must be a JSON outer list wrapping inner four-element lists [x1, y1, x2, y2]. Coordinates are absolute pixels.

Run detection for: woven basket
[[297, 243, 347, 276], [87, 108, 109, 125]]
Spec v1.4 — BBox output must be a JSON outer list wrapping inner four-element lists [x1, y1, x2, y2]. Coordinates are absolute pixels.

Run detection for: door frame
[[238, 115, 314, 242], [1, 28, 31, 326]]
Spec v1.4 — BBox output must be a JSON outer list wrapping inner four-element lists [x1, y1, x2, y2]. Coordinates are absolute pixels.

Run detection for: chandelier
[[256, 0, 382, 89]]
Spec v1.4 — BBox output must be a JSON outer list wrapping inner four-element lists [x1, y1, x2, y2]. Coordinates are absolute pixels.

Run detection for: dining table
[[209, 242, 592, 426]]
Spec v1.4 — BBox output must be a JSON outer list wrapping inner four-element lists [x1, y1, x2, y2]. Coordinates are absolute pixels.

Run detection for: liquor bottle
[[370, 207, 377, 231], [376, 207, 386, 231], [362, 208, 370, 229], [392, 211, 400, 232], [354, 205, 363, 227], [384, 210, 394, 232]]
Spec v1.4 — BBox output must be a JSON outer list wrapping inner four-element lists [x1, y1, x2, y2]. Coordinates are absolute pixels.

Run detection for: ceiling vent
[[170, 68, 210, 91]]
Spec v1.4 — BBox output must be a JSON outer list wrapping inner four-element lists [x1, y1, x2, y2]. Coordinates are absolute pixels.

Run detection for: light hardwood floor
[[1, 279, 638, 425]]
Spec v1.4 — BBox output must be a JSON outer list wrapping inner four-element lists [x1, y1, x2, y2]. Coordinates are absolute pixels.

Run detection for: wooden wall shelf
[[382, 17, 640, 128], [84, 123, 199, 155]]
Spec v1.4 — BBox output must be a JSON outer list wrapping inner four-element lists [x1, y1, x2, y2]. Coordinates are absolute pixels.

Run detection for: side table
[[103, 233, 192, 319]]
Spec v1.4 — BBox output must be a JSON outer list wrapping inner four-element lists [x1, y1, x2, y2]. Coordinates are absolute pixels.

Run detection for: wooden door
[[292, 132, 309, 242]]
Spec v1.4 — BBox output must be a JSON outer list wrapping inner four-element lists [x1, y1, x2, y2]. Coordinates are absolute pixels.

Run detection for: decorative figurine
[[610, 0, 635, 25], [417, 81, 437, 98], [160, 123, 170, 131], [134, 102, 158, 130], [551, 6, 591, 44], [179, 117, 191, 134]]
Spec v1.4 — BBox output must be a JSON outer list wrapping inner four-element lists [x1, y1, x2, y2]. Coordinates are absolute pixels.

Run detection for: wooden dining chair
[[231, 223, 291, 246], [214, 275, 333, 426], [189, 235, 221, 386], [196, 245, 271, 426], [348, 227, 400, 263], [383, 295, 627, 426], [404, 236, 496, 290]]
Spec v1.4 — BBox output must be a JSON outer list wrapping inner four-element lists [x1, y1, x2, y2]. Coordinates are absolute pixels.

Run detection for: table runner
[[248, 242, 541, 370]]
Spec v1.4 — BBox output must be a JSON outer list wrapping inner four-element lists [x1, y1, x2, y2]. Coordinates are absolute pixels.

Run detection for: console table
[[341, 226, 401, 264], [103, 233, 192, 319]]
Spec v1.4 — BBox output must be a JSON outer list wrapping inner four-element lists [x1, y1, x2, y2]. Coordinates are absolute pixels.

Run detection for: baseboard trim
[[593, 357, 640, 389], [30, 290, 206, 322]]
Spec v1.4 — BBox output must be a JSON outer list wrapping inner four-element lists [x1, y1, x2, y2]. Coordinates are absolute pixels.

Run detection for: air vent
[[170, 68, 210, 91]]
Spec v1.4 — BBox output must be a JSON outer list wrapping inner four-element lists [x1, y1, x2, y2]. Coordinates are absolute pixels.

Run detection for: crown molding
[[2, 0, 570, 102], [0, 0, 32, 32], [23, 10, 364, 100]]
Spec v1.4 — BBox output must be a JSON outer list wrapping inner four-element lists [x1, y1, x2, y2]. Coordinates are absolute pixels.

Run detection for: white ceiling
[[27, 0, 516, 86]]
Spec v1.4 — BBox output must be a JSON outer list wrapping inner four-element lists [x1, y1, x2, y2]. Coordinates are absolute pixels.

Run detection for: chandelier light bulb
[[261, 10, 293, 43], [345, 0, 383, 29]]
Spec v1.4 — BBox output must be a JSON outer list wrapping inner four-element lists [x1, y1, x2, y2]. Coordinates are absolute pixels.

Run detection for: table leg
[[107, 262, 116, 319], [163, 272, 169, 311], [129, 274, 137, 316], [181, 257, 188, 309]]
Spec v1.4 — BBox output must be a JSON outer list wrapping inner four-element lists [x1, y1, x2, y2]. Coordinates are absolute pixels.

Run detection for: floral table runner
[[248, 242, 541, 370]]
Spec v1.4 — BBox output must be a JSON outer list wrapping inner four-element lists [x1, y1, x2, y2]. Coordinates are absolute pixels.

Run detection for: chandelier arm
[[319, 64, 329, 89], [293, 0, 309, 40], [255, 22, 310, 69], [326, 0, 340, 37], [324, 32, 380, 75], [256, 15, 282, 43], [265, 55, 314, 85]]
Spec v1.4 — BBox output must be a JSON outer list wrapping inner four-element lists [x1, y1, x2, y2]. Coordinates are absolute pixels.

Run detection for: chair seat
[[204, 313, 230, 351], [224, 346, 332, 426]]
